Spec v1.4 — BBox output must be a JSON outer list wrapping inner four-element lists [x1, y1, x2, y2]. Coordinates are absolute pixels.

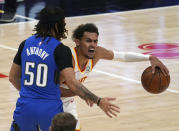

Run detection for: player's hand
[[99, 97, 120, 118], [149, 56, 169, 76], [85, 99, 94, 107]]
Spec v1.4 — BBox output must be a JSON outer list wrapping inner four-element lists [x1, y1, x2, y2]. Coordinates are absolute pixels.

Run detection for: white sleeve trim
[[113, 50, 150, 62]]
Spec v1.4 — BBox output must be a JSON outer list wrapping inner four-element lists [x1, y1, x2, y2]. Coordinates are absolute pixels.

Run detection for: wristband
[[97, 98, 101, 106]]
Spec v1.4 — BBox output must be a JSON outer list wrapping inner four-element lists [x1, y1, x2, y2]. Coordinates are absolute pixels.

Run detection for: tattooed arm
[[60, 87, 76, 97], [60, 67, 120, 118], [60, 67, 99, 103]]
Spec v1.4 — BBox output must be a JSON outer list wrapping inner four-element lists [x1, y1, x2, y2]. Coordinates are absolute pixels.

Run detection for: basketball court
[[0, 5, 179, 131]]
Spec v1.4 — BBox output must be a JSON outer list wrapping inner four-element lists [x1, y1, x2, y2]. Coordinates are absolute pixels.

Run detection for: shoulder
[[54, 43, 73, 71], [94, 46, 113, 61], [17, 40, 26, 53], [13, 40, 26, 65], [94, 46, 105, 59], [92, 46, 102, 65], [56, 43, 71, 52], [54, 43, 72, 58]]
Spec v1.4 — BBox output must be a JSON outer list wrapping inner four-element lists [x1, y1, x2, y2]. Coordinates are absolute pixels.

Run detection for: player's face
[[78, 32, 98, 59]]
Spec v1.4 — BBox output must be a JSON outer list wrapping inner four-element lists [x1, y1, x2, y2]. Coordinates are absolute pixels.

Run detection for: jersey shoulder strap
[[71, 48, 93, 73]]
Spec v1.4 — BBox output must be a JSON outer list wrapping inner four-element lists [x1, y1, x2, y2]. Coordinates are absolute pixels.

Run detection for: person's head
[[50, 112, 77, 131], [34, 6, 68, 40], [72, 23, 99, 59]]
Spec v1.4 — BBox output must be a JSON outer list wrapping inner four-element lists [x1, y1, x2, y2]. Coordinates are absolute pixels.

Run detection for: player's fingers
[[110, 105, 120, 113], [110, 104, 120, 110], [85, 100, 90, 106], [105, 111, 112, 118], [166, 68, 169, 75], [160, 65, 169, 76], [152, 66, 155, 74], [106, 97, 116, 101], [90, 102, 94, 107], [161, 68, 168, 76], [108, 108, 118, 117]]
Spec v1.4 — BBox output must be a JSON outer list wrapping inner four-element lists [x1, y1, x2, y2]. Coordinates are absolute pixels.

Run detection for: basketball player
[[60, 23, 169, 131], [49, 112, 77, 131], [9, 8, 120, 131]]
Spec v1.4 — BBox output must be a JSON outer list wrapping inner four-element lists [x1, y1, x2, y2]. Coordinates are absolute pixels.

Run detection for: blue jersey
[[20, 35, 61, 100]]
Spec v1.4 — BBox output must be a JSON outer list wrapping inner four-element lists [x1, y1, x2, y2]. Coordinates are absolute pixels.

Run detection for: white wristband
[[113, 50, 150, 62]]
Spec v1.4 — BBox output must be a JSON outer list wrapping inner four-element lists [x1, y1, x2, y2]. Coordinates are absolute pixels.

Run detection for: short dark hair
[[72, 23, 99, 40], [34, 6, 68, 40], [51, 112, 77, 131]]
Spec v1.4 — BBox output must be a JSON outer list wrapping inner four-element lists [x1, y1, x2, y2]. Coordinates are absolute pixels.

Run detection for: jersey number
[[24, 62, 48, 87]]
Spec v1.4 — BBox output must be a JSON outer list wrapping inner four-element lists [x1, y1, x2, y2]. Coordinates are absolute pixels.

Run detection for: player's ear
[[74, 39, 80, 47]]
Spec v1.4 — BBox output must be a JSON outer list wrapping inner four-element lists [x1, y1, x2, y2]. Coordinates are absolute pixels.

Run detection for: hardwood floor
[[0, 5, 179, 131]]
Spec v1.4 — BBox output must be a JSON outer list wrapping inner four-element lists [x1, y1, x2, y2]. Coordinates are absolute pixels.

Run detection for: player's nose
[[91, 40, 97, 47]]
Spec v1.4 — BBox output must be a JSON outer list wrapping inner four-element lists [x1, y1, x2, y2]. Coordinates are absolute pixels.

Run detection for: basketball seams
[[158, 71, 162, 93], [142, 67, 156, 92], [141, 66, 170, 94], [141, 67, 152, 86], [148, 72, 156, 91], [142, 69, 153, 89], [148, 71, 160, 93]]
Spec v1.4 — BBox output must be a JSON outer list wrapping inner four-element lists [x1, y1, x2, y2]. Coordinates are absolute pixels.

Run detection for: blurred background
[[1, 0, 179, 22]]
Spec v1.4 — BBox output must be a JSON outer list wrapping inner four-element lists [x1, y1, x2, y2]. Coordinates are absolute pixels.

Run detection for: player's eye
[[86, 39, 92, 42], [94, 40, 98, 43]]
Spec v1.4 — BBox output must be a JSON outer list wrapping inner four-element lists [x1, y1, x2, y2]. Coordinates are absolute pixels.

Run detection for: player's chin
[[87, 55, 94, 59], [87, 52, 95, 59]]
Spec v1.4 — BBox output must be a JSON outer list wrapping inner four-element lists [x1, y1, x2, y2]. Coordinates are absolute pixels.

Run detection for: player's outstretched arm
[[9, 63, 21, 91], [95, 46, 151, 62], [113, 50, 169, 75], [96, 46, 169, 75], [61, 67, 120, 117]]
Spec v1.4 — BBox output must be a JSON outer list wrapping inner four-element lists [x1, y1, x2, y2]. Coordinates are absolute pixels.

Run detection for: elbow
[[66, 79, 79, 93], [9, 75, 15, 84], [9, 76, 14, 83], [9, 76, 13, 83]]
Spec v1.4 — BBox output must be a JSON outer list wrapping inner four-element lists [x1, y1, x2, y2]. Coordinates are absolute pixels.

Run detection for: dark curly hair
[[34, 6, 68, 41], [72, 23, 99, 40]]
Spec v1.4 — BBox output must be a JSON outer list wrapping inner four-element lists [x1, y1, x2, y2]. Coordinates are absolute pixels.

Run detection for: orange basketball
[[141, 66, 170, 94]]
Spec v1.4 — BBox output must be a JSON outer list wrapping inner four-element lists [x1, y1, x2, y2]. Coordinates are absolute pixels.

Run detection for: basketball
[[141, 66, 170, 94]]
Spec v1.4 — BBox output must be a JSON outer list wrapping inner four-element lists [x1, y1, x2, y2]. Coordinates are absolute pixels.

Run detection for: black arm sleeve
[[13, 40, 25, 65], [54, 44, 73, 71]]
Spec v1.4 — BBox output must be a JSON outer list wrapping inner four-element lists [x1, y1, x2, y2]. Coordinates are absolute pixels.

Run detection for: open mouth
[[88, 48, 95, 53]]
